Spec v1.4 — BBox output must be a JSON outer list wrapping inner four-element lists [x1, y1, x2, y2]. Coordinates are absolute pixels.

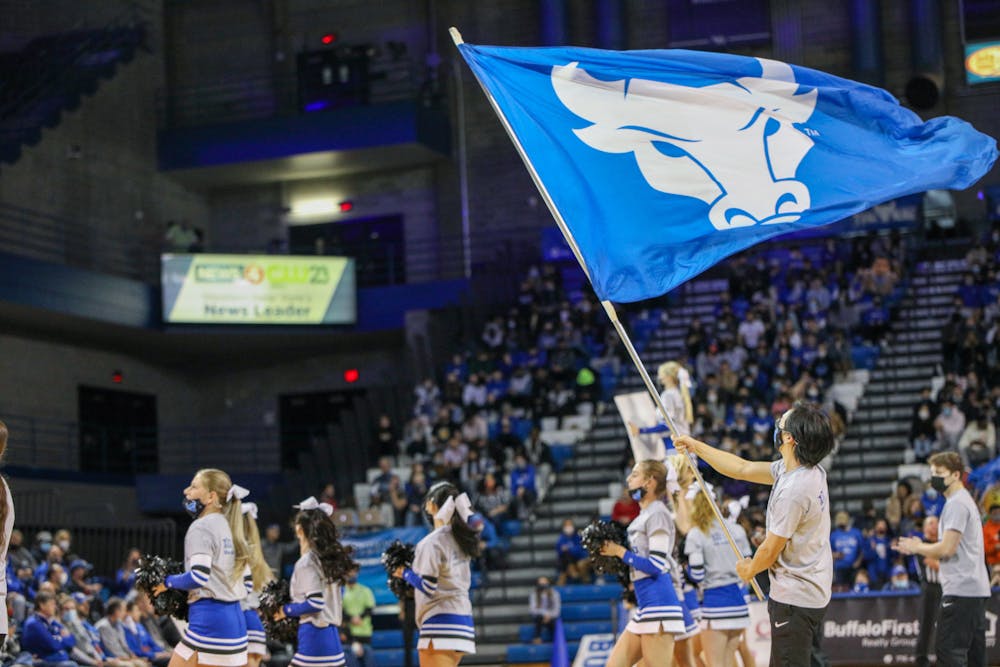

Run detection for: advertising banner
[[161, 254, 356, 324], [571, 634, 615, 667], [965, 41, 1000, 85], [614, 391, 667, 463]]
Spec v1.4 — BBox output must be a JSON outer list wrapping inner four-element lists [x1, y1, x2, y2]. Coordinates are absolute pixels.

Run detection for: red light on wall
[[344, 369, 359, 383], [321, 33, 337, 45], [338, 200, 354, 213], [112, 370, 123, 384]]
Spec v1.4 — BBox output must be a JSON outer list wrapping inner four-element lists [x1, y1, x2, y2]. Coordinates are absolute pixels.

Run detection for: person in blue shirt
[[830, 511, 864, 590], [509, 453, 537, 519], [21, 591, 77, 667], [881, 564, 919, 593], [122, 600, 169, 667], [115, 549, 141, 597], [864, 519, 895, 589], [555, 519, 589, 586], [852, 570, 871, 594]]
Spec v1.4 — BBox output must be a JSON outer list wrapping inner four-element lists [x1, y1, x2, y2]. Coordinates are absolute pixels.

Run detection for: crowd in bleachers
[[2, 529, 179, 667]]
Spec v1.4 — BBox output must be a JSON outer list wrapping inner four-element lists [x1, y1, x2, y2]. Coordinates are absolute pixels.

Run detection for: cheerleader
[[682, 483, 752, 667], [601, 460, 685, 667], [156, 469, 250, 667], [274, 497, 355, 667], [391, 482, 480, 667], [241, 501, 273, 667], [629, 362, 694, 456], [0, 421, 15, 645]]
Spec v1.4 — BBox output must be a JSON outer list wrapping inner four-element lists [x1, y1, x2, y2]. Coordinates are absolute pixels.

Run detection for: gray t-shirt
[[766, 460, 833, 608], [290, 552, 343, 627], [411, 526, 473, 626], [185, 513, 247, 602], [685, 518, 752, 589], [939, 488, 991, 598]]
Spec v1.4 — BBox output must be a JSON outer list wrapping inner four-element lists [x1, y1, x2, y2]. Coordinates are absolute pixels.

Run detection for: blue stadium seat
[[502, 519, 523, 537], [549, 444, 574, 471], [561, 602, 613, 622], [507, 642, 581, 663], [371, 630, 403, 649], [556, 584, 622, 603], [372, 648, 419, 667], [517, 620, 612, 643]]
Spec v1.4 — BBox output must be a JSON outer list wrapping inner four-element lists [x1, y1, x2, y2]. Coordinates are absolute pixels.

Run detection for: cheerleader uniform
[[0, 476, 15, 641], [664, 521, 699, 640], [402, 525, 476, 653], [165, 512, 249, 666], [283, 552, 345, 667], [241, 567, 267, 656], [685, 518, 752, 630], [623, 501, 685, 634]]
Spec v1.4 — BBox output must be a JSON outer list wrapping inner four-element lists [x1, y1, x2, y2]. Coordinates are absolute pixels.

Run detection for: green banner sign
[[161, 254, 356, 324]]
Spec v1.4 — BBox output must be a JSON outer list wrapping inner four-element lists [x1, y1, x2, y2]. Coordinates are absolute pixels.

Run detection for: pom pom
[[580, 520, 634, 602], [258, 579, 299, 644], [134, 555, 188, 621], [380, 540, 416, 600]]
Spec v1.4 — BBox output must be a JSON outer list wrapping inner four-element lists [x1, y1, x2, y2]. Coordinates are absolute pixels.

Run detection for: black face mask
[[930, 475, 949, 494], [629, 486, 647, 501], [183, 497, 206, 519]]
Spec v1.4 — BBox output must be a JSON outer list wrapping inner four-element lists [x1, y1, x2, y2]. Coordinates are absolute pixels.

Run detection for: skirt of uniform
[[244, 608, 267, 656], [683, 587, 702, 622], [417, 613, 476, 654], [700, 583, 750, 630], [175, 598, 248, 667], [292, 621, 345, 667], [626, 577, 686, 635], [674, 586, 701, 640]]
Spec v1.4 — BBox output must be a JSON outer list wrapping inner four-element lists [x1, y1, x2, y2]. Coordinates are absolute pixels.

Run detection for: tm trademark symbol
[[802, 127, 820, 137]]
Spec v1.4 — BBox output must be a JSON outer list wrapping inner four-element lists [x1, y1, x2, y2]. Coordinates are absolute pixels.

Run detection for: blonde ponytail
[[243, 512, 274, 590]]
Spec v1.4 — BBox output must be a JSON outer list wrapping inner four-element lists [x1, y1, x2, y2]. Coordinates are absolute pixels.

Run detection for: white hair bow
[[295, 496, 334, 516], [727, 495, 751, 521], [228, 484, 250, 502], [242, 502, 259, 520], [677, 366, 692, 391], [435, 493, 474, 524], [685, 481, 715, 501]]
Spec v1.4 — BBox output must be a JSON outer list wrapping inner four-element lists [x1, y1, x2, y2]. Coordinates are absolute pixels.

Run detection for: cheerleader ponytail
[[426, 482, 481, 559], [294, 500, 357, 584]]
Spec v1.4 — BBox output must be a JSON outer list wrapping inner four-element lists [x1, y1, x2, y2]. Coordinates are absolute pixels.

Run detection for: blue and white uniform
[[241, 567, 268, 656], [624, 501, 686, 634], [403, 525, 476, 653], [685, 517, 752, 630], [0, 477, 14, 638], [283, 552, 345, 667], [165, 513, 248, 666]]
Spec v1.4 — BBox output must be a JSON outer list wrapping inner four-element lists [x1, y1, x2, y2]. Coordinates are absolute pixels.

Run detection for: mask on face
[[773, 428, 783, 449], [58, 572, 68, 586], [58, 540, 70, 552], [630, 485, 647, 502], [918, 409, 930, 420], [63, 610, 77, 624], [346, 576, 358, 584], [892, 578, 910, 590], [562, 526, 575, 536], [930, 475, 949, 494], [183, 497, 206, 519], [39, 542, 52, 554]]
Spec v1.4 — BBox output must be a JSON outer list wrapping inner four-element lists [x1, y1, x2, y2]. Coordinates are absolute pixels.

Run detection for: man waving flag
[[454, 36, 997, 303]]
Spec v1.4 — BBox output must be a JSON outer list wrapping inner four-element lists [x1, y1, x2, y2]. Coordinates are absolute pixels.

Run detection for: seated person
[[555, 520, 590, 586], [123, 600, 169, 667], [21, 591, 77, 667]]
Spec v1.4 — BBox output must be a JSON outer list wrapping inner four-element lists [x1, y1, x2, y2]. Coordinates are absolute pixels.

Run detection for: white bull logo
[[551, 59, 818, 230]]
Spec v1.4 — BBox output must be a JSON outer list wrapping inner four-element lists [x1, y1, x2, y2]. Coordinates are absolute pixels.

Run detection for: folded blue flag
[[456, 41, 998, 303], [552, 617, 570, 667]]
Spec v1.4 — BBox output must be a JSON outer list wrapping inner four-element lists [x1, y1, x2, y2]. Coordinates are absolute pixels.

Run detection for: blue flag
[[552, 618, 570, 667], [457, 42, 998, 303]]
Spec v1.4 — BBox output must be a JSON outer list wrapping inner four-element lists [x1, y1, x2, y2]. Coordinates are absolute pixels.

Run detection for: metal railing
[[17, 520, 177, 576]]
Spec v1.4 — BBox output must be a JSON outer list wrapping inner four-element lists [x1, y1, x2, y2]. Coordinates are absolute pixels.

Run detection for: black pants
[[936, 595, 987, 667], [532, 614, 555, 639], [767, 598, 828, 667], [915, 581, 942, 667]]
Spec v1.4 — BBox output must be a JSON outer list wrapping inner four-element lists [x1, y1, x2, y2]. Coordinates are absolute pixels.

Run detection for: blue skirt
[[628, 577, 685, 634], [417, 613, 476, 654], [245, 609, 267, 655], [701, 582, 750, 629], [292, 622, 345, 667], [178, 599, 248, 667]]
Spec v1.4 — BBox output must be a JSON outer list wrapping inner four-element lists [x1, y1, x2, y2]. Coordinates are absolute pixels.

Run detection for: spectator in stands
[[885, 481, 912, 533], [476, 473, 511, 531], [910, 391, 939, 462], [921, 484, 946, 519], [23, 591, 77, 667], [509, 453, 537, 519], [611, 486, 640, 527], [413, 378, 440, 419], [342, 566, 376, 667], [442, 434, 469, 479], [261, 524, 295, 578], [388, 477, 409, 527], [475, 514, 506, 572], [983, 504, 1000, 569], [555, 520, 589, 586], [374, 414, 399, 461], [35, 545, 65, 586], [864, 518, 895, 589], [123, 601, 169, 667], [404, 466, 429, 527], [9, 529, 37, 571], [32, 531, 54, 564], [935, 399, 966, 451], [95, 599, 144, 667], [114, 549, 140, 597], [61, 594, 108, 667], [882, 564, 918, 592], [135, 593, 178, 652], [370, 457, 399, 507], [957, 410, 996, 468], [67, 561, 101, 598], [402, 416, 431, 459], [46, 563, 68, 594], [830, 511, 864, 591], [319, 483, 338, 509], [54, 531, 75, 562], [528, 577, 561, 644], [852, 570, 871, 593]]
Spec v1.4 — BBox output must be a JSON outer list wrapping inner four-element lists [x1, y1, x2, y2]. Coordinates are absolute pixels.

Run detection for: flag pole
[[449, 27, 764, 601]]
